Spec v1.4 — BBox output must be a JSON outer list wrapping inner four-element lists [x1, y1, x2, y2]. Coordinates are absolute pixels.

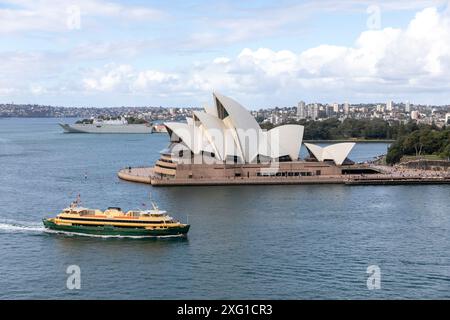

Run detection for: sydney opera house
[[143, 92, 377, 185]]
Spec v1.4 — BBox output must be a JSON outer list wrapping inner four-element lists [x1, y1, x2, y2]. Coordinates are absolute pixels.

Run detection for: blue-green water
[[0, 118, 449, 299]]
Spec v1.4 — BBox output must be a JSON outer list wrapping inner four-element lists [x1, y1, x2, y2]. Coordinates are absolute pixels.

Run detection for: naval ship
[[59, 117, 152, 134]]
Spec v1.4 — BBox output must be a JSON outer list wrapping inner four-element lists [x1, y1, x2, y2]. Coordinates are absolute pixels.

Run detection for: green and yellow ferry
[[43, 201, 189, 237]]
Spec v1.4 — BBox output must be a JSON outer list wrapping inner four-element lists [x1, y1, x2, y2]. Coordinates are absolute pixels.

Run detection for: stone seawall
[[118, 167, 450, 186], [150, 176, 346, 186], [345, 177, 450, 185], [118, 167, 153, 184]]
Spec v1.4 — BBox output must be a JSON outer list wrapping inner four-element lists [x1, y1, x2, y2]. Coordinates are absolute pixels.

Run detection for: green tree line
[[260, 118, 401, 140], [258, 118, 449, 163], [385, 125, 450, 164]]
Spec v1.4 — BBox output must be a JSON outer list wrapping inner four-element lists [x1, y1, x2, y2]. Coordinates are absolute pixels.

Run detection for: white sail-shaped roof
[[267, 125, 304, 161], [213, 92, 261, 163], [164, 122, 214, 155], [193, 111, 239, 161], [222, 116, 245, 161], [164, 92, 304, 164], [186, 117, 194, 126], [165, 122, 191, 144], [304, 142, 355, 165], [204, 104, 218, 118]]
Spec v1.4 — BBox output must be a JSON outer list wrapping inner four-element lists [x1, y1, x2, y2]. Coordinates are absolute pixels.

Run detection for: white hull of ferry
[[59, 123, 152, 134]]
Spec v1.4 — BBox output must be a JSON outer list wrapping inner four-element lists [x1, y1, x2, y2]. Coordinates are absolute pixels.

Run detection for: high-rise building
[[325, 105, 334, 117], [411, 110, 420, 120], [311, 103, 319, 120], [333, 103, 339, 113], [405, 101, 411, 113], [386, 100, 393, 111], [297, 101, 306, 119], [344, 102, 350, 114], [446, 113, 450, 125]]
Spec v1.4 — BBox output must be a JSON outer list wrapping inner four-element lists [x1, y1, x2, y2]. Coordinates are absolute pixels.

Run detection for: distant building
[[387, 100, 394, 111], [344, 102, 350, 115], [446, 113, 450, 125], [297, 101, 306, 119], [376, 104, 384, 113], [325, 105, 334, 117], [270, 114, 282, 125], [411, 110, 420, 120], [333, 103, 339, 113], [405, 101, 411, 113], [311, 103, 319, 120]]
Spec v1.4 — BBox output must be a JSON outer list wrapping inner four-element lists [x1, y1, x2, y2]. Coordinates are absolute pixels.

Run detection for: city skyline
[[2, 97, 449, 129], [1, 0, 450, 108]]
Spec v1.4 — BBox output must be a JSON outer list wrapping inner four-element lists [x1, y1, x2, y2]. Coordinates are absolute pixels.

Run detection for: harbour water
[[0, 118, 449, 299]]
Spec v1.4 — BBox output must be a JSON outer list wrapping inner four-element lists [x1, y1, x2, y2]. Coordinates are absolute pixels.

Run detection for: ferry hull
[[42, 219, 190, 237]]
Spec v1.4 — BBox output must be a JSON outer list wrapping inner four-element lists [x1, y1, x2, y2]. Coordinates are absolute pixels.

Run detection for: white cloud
[[83, 64, 134, 92], [30, 84, 46, 95], [132, 70, 179, 92], [82, 64, 180, 94], [3, 5, 450, 106], [195, 6, 450, 103], [67, 6, 450, 105], [0, 87, 17, 96], [213, 57, 231, 64], [0, 0, 165, 33], [177, 0, 448, 51]]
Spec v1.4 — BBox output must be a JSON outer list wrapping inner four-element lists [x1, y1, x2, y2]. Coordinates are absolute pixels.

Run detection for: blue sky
[[1, 0, 450, 108]]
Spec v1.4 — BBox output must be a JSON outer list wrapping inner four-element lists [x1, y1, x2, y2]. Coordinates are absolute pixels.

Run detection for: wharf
[[118, 167, 450, 186]]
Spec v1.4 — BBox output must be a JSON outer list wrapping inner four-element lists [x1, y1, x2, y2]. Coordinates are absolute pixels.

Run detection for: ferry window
[[316, 170, 321, 176]]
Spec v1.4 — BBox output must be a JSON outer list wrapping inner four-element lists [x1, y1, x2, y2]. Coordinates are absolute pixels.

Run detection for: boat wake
[[0, 221, 45, 233], [0, 220, 185, 239]]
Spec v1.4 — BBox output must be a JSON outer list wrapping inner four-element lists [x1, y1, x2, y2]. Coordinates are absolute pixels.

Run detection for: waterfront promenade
[[118, 166, 450, 186]]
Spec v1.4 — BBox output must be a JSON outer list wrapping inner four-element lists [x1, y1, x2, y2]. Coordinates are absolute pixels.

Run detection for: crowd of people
[[369, 164, 450, 179]]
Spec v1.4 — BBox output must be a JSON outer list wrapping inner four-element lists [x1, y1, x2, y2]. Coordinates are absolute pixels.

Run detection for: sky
[[1, 0, 450, 108]]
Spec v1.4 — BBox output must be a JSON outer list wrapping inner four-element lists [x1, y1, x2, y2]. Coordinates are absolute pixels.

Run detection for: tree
[[386, 144, 403, 164], [385, 126, 450, 164]]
